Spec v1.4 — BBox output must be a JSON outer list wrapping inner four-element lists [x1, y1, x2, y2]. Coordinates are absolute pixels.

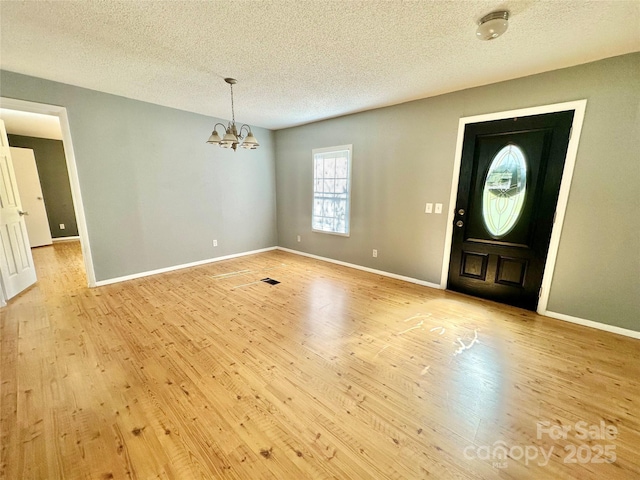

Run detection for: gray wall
[[0, 71, 277, 282], [2, 54, 637, 332], [275, 53, 640, 332], [7, 134, 78, 238]]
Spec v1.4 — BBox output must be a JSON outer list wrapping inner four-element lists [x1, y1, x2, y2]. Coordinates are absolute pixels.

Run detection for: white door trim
[[0, 97, 97, 287], [439, 100, 588, 315]]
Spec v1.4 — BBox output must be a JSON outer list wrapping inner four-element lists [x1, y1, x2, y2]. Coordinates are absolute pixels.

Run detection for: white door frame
[[439, 100, 587, 315], [0, 97, 97, 287]]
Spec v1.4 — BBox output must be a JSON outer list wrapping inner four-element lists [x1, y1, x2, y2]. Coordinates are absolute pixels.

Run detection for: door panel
[[10, 147, 53, 247], [0, 119, 37, 299], [448, 111, 574, 310]]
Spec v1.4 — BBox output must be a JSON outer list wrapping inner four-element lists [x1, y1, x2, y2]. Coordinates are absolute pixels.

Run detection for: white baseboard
[[90, 243, 639, 341], [95, 247, 277, 287], [276, 246, 442, 290], [543, 310, 640, 340], [52, 236, 80, 243]]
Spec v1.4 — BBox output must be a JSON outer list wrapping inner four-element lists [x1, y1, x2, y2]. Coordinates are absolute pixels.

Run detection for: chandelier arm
[[213, 122, 227, 133], [238, 124, 252, 139]]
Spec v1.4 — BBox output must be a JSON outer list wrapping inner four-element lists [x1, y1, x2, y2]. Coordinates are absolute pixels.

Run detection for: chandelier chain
[[230, 83, 235, 125]]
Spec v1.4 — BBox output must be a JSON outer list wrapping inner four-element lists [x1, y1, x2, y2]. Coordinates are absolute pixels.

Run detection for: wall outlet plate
[[59, 223, 65, 229], [373, 249, 378, 258], [213, 239, 218, 247], [297, 235, 301, 242]]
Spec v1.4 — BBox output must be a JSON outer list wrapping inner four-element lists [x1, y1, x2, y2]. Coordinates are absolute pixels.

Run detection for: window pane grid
[[312, 147, 351, 235]]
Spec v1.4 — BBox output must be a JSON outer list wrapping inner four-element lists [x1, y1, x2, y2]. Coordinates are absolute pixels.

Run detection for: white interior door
[[10, 147, 53, 247], [0, 119, 37, 299]]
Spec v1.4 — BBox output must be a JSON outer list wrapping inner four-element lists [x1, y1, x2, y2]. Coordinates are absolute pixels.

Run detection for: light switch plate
[[435, 203, 443, 214], [425, 203, 433, 214]]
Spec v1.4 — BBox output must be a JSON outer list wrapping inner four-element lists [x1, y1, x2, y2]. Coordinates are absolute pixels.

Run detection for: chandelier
[[206, 78, 259, 150]]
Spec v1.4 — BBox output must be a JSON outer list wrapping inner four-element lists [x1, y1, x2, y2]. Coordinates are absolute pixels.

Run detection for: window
[[482, 144, 527, 238], [312, 145, 352, 235]]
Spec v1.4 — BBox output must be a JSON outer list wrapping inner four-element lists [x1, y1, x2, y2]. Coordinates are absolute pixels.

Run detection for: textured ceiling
[[1, 1, 638, 130]]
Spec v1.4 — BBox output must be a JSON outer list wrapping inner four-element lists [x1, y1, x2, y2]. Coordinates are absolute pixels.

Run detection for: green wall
[[7, 134, 78, 238], [275, 53, 640, 332], [0, 71, 278, 282]]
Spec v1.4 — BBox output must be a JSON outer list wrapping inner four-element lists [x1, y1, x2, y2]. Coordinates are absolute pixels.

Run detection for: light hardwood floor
[[1, 241, 639, 479]]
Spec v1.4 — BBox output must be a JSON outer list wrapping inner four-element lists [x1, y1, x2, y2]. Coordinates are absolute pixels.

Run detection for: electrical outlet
[[297, 235, 301, 242], [425, 203, 433, 214], [213, 239, 218, 247], [59, 223, 65, 229], [435, 203, 443, 214], [372, 249, 378, 258]]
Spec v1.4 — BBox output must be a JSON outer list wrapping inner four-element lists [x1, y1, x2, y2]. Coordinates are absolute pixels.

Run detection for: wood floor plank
[[1, 241, 639, 479]]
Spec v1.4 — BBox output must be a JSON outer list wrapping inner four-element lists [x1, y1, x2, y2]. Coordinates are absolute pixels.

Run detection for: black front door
[[448, 111, 574, 310]]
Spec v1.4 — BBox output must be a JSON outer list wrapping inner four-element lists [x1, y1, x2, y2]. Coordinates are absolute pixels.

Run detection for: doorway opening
[[0, 98, 96, 301], [440, 100, 587, 315]]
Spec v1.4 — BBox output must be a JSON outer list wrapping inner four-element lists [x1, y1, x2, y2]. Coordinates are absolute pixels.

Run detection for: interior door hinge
[[569, 126, 573, 140], [553, 211, 557, 224], [539, 287, 543, 299]]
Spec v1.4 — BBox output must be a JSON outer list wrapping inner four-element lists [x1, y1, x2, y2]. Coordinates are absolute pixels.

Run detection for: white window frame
[[312, 144, 352, 236]]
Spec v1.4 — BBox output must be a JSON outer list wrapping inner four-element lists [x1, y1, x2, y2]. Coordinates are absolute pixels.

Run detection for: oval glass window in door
[[482, 144, 527, 237]]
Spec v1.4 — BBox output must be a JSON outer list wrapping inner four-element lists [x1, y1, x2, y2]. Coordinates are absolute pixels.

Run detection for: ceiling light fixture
[[207, 78, 259, 151], [476, 11, 509, 41]]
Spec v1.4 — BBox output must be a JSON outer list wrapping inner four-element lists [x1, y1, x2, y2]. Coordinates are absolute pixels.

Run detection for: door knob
[[37, 196, 43, 200], [456, 220, 464, 227], [18, 210, 29, 216]]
